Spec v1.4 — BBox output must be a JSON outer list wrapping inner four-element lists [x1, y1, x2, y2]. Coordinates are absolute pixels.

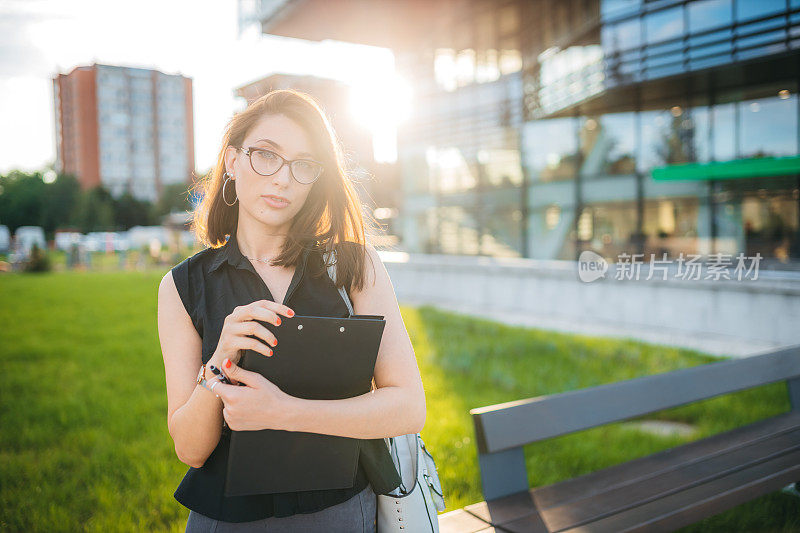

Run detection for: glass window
[[738, 93, 798, 159], [416, 208, 439, 254], [480, 206, 524, 257], [479, 148, 524, 187], [688, 0, 732, 34], [647, 39, 684, 56], [643, 198, 700, 258], [603, 17, 642, 53], [437, 205, 480, 255], [689, 105, 712, 163], [712, 102, 736, 160], [522, 118, 579, 181], [426, 146, 477, 193], [736, 17, 785, 36], [403, 149, 433, 194], [580, 112, 637, 176], [577, 202, 639, 260], [742, 189, 799, 261], [690, 27, 734, 47], [528, 203, 576, 260], [639, 107, 700, 170], [644, 50, 683, 72], [736, 0, 786, 22], [645, 6, 684, 44], [740, 25, 786, 48], [601, 0, 642, 20], [689, 40, 732, 60]]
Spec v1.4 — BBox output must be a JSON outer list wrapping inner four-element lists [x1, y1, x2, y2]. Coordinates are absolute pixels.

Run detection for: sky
[[0, 0, 407, 175]]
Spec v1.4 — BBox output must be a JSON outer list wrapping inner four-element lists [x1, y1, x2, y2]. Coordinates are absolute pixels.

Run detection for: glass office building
[[256, 0, 800, 266], [521, 0, 800, 266]]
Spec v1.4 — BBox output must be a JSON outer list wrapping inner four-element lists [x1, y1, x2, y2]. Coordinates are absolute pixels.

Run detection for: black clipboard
[[224, 314, 386, 497]]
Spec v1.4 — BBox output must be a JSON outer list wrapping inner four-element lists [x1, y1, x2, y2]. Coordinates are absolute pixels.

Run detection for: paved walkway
[[402, 299, 781, 359]]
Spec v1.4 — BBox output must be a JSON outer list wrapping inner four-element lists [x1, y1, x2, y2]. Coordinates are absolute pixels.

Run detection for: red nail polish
[[276, 317, 281, 326], [224, 358, 231, 368], [269, 349, 273, 356], [288, 309, 294, 317]]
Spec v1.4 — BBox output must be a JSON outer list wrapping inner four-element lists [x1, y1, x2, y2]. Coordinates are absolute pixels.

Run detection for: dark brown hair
[[190, 89, 380, 293]]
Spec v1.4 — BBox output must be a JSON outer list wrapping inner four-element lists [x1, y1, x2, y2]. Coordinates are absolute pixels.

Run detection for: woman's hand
[[211, 358, 296, 431], [209, 300, 294, 383]]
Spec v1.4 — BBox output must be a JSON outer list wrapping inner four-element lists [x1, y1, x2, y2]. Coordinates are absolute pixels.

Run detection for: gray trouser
[[185, 483, 377, 532]]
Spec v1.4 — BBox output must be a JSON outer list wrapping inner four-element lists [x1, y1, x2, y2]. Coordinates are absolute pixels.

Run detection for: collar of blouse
[[208, 232, 316, 276]]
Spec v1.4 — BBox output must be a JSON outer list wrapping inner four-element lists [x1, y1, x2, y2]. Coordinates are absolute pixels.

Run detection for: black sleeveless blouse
[[169, 232, 401, 523]]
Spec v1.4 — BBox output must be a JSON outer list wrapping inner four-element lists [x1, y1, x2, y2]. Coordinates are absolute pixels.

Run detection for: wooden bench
[[438, 345, 800, 532]]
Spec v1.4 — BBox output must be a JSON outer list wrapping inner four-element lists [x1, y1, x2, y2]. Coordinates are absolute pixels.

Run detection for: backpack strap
[[323, 246, 354, 318], [325, 243, 389, 449]]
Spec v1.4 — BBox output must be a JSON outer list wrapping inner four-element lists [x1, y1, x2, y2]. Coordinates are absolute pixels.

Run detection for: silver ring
[[210, 381, 219, 391]]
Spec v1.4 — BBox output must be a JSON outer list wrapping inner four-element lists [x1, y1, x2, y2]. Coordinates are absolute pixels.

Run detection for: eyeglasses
[[237, 146, 324, 185]]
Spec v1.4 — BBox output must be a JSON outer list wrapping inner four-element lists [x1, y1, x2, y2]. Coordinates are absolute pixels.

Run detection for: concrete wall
[[381, 251, 800, 357]]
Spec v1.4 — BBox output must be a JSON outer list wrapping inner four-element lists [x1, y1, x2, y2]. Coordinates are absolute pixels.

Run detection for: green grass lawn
[[0, 270, 798, 532]]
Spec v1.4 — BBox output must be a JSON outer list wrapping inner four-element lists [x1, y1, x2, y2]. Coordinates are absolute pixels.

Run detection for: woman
[[157, 89, 426, 532]]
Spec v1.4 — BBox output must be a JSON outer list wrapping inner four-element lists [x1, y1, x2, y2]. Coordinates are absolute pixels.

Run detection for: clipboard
[[224, 314, 386, 497]]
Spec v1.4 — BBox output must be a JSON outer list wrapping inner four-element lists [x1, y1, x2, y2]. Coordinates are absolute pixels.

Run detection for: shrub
[[24, 243, 51, 273]]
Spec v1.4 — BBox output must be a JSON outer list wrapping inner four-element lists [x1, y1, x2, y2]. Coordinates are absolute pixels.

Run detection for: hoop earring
[[222, 173, 238, 206]]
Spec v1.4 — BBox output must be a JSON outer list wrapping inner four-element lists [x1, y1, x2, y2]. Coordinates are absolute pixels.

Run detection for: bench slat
[[472, 345, 800, 454], [558, 447, 800, 532], [463, 413, 800, 531], [530, 411, 800, 509], [542, 428, 800, 531]]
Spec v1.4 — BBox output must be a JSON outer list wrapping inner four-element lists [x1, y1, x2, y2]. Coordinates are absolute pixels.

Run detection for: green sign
[[652, 155, 800, 181]]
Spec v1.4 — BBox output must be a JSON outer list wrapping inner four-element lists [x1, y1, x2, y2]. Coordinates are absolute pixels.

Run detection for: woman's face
[[224, 113, 319, 230]]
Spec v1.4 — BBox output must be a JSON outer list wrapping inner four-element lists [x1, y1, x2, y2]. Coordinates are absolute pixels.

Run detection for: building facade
[[518, 0, 800, 268], [255, 0, 800, 267], [53, 63, 195, 203]]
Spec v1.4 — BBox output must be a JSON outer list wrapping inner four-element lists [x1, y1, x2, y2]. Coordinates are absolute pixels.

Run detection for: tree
[[154, 182, 193, 218], [0, 171, 47, 234], [42, 174, 81, 235], [114, 192, 154, 229], [70, 185, 115, 232], [0, 169, 169, 235]]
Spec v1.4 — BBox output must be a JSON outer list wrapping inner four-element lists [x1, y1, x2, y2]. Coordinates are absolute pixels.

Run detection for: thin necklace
[[239, 240, 282, 265], [243, 254, 274, 265]]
